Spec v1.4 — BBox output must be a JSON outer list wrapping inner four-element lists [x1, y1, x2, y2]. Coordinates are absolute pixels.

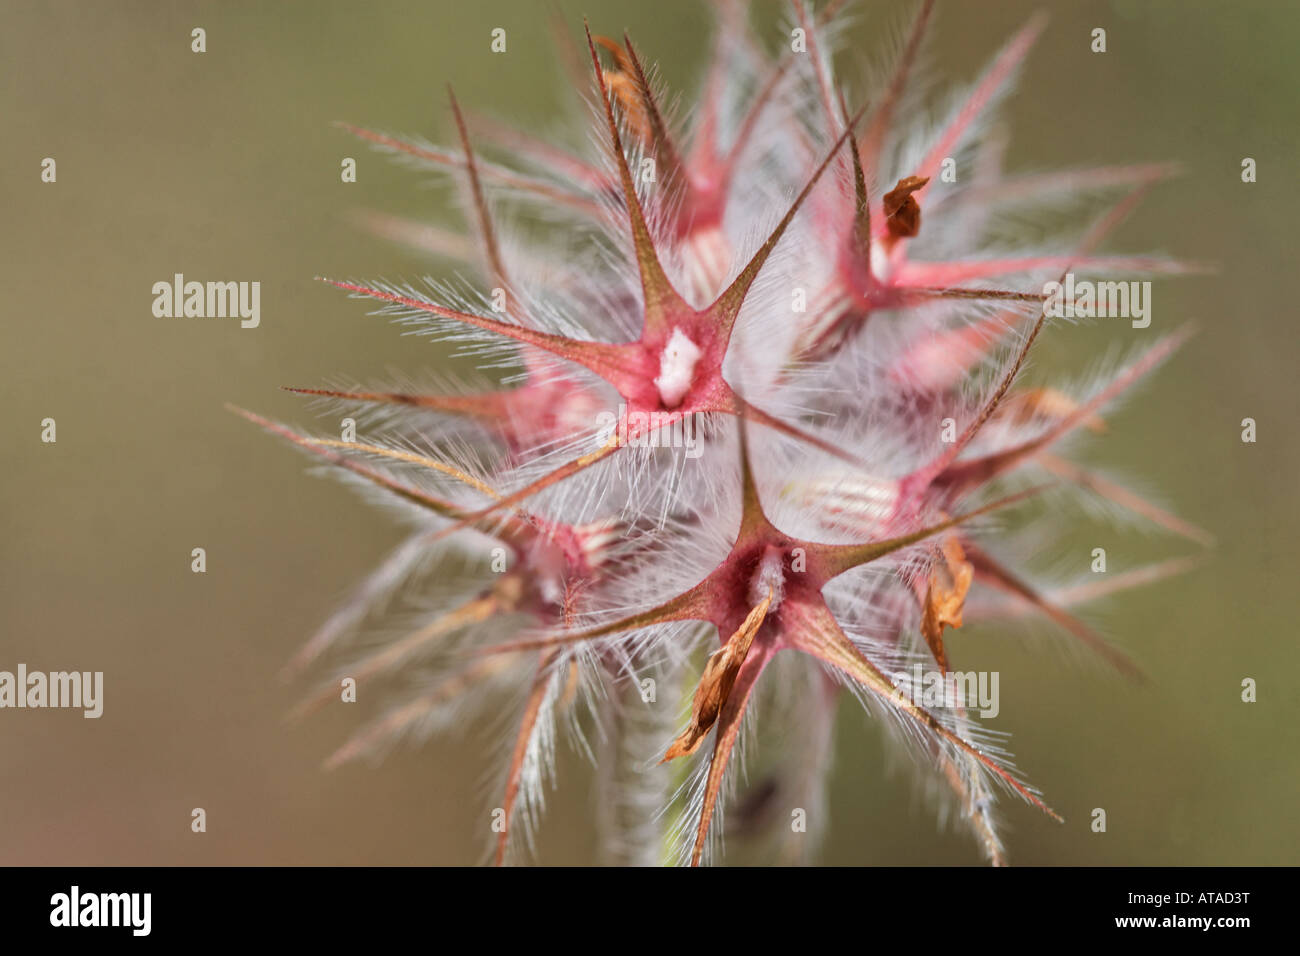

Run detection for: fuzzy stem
[[595, 662, 679, 866]]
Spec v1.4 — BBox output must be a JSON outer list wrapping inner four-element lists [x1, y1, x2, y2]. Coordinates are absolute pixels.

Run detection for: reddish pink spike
[[409, 420, 656, 555], [284, 373, 606, 457], [228, 405, 465, 521], [896, 255, 1198, 289], [720, 46, 794, 174], [806, 485, 1049, 582], [1073, 171, 1162, 257], [708, 103, 868, 334], [442, 406, 1034, 607], [547, 5, 592, 94], [286, 532, 432, 678], [620, 35, 688, 193], [317, 278, 641, 393], [584, 23, 689, 334], [324, 655, 515, 769], [472, 584, 711, 658], [231, 404, 547, 558], [898, 272, 1064, 507], [783, 596, 1062, 820], [336, 122, 604, 218], [465, 110, 608, 190], [889, 12, 1047, 224], [1042, 555, 1206, 608], [906, 171, 1197, 291], [735, 437, 768, 542], [719, 0, 849, 176], [791, 0, 838, 133], [928, 162, 1181, 214], [728, 395, 869, 470], [448, 91, 572, 384], [902, 285, 1046, 304], [888, 311, 1024, 393], [495, 649, 559, 866], [352, 211, 478, 263], [935, 331, 1190, 493], [964, 543, 1145, 680], [1036, 453, 1214, 546], [293, 589, 501, 718], [836, 86, 871, 264], [413, 387, 869, 555], [689, 639, 777, 866], [858, 0, 935, 175], [896, 171, 1196, 507]]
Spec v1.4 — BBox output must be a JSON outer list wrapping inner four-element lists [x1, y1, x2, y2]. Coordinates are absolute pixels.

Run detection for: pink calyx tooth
[[653, 327, 704, 409]]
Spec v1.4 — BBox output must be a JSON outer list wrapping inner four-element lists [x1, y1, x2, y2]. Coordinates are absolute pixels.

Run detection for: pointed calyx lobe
[[595, 27, 792, 246]]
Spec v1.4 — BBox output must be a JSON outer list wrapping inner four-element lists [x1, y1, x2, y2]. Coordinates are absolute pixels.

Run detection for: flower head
[[237, 0, 1206, 865]]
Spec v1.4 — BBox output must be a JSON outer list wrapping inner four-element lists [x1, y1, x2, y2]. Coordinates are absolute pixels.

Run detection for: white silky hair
[[261, 1, 1199, 866]]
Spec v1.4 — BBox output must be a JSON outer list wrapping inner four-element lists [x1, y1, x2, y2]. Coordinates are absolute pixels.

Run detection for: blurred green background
[[2, 0, 1297, 865]]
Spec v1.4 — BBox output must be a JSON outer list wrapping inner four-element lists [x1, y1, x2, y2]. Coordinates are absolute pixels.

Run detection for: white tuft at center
[[653, 327, 703, 409]]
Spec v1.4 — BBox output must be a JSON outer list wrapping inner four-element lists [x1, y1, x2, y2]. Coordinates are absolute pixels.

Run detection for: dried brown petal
[[662, 589, 773, 762], [883, 175, 931, 239], [920, 533, 973, 672]]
